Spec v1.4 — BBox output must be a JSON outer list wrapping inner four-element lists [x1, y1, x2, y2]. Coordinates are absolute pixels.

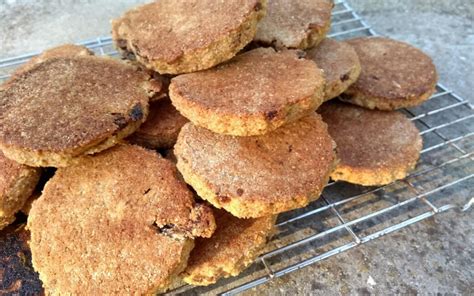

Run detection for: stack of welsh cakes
[[0, 0, 437, 294]]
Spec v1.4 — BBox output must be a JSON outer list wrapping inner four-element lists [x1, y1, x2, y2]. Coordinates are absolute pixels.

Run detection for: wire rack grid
[[0, 1, 472, 295]]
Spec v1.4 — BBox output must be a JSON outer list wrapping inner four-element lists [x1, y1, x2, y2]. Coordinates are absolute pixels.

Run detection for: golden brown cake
[[28, 144, 216, 294], [10, 44, 93, 78], [7, 44, 165, 102], [174, 114, 336, 218], [0, 151, 40, 230], [127, 99, 189, 149], [341, 37, 438, 110], [0, 55, 162, 167], [21, 168, 56, 215], [319, 102, 422, 185], [306, 38, 361, 101], [183, 209, 276, 285], [254, 0, 334, 49], [112, 0, 267, 74], [120, 59, 170, 102], [170, 48, 325, 136]]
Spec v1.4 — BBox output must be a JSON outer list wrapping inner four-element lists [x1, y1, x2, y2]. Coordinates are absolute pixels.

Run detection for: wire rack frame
[[0, 1, 472, 295]]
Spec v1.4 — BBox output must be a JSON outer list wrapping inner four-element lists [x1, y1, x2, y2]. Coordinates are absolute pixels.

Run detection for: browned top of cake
[[138, 99, 188, 137], [255, 0, 334, 48], [345, 37, 437, 100], [306, 38, 360, 92], [184, 208, 276, 285], [128, 99, 188, 149], [28, 144, 215, 294], [319, 101, 422, 171], [0, 56, 158, 154], [170, 48, 324, 116], [12, 44, 93, 77], [175, 113, 336, 204], [112, 0, 263, 64]]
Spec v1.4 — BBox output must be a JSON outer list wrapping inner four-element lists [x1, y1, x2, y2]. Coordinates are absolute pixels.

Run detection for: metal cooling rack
[[0, 1, 472, 295]]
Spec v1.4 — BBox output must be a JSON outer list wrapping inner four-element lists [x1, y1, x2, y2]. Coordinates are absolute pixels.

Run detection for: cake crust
[[183, 209, 276, 286], [341, 37, 438, 110], [254, 0, 334, 49], [28, 144, 216, 294], [9, 44, 93, 79], [0, 151, 41, 230], [174, 114, 337, 218], [0, 55, 161, 167], [319, 102, 422, 185], [170, 48, 325, 136], [306, 38, 361, 101], [127, 99, 189, 149], [112, 0, 267, 74]]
